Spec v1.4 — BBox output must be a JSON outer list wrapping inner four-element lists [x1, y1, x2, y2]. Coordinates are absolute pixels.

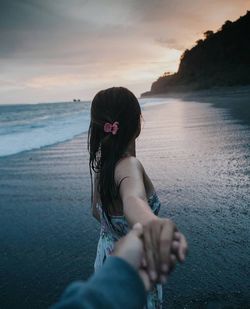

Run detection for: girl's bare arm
[[115, 156, 188, 282], [114, 156, 157, 226]]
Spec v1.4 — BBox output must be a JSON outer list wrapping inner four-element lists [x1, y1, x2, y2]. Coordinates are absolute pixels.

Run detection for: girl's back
[[88, 87, 163, 308]]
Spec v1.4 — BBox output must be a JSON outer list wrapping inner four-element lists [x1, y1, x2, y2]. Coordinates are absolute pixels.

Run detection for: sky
[[0, 0, 249, 104]]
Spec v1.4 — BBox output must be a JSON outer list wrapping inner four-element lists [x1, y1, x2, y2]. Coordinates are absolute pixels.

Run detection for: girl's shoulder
[[114, 155, 147, 187], [115, 155, 144, 175], [115, 156, 155, 200]]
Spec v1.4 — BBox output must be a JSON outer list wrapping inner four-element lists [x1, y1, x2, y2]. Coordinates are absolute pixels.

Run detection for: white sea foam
[[0, 98, 171, 157]]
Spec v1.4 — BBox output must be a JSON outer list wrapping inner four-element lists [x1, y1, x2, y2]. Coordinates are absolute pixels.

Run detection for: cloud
[[0, 0, 249, 103], [1, 0, 249, 60]]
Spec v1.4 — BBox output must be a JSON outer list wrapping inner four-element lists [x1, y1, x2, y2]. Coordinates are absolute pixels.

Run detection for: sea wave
[[0, 98, 171, 157]]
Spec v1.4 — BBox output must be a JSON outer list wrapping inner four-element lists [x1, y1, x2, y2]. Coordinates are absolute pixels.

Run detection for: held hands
[[113, 220, 188, 291], [142, 218, 188, 285], [113, 223, 151, 291]]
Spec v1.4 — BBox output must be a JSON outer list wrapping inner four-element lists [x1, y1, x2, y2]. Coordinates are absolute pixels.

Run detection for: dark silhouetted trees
[[141, 11, 250, 96]]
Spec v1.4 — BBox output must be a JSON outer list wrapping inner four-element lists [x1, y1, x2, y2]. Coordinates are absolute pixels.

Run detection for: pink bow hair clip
[[103, 121, 119, 135]]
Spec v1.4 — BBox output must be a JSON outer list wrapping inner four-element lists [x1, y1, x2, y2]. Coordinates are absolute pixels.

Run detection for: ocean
[[0, 97, 169, 158]]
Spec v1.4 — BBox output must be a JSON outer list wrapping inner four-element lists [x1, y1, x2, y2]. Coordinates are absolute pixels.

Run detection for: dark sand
[[0, 91, 250, 308]]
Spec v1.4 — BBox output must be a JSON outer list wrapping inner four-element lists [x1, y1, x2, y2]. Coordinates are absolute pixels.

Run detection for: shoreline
[[2, 87, 250, 162], [140, 85, 250, 99], [2, 86, 249, 161], [0, 132, 87, 162], [141, 85, 250, 125]]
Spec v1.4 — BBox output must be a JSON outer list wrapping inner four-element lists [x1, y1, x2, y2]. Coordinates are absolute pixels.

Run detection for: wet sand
[[0, 92, 250, 308]]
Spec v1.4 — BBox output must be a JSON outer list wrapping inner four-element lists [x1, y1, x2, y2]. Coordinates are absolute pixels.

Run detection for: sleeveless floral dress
[[94, 192, 163, 309]]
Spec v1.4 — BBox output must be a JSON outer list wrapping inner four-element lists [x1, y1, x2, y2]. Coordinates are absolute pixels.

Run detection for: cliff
[[141, 11, 250, 97]]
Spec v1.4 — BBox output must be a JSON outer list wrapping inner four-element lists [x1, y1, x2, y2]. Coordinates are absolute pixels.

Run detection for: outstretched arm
[[115, 156, 157, 226], [50, 257, 146, 309], [50, 224, 147, 309], [115, 157, 188, 282]]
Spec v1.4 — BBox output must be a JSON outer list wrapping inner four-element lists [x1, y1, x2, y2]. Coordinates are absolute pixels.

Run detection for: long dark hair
[[88, 87, 142, 227]]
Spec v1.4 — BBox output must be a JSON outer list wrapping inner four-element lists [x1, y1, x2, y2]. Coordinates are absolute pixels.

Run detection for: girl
[[88, 87, 187, 308]]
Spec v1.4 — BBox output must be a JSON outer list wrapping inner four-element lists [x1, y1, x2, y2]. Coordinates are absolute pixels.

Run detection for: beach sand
[[0, 91, 250, 308]]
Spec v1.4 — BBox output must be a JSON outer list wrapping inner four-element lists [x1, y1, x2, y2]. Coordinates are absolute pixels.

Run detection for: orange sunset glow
[[0, 0, 249, 104]]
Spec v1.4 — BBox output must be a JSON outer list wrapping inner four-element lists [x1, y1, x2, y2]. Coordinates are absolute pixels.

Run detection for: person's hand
[[113, 220, 188, 290], [171, 231, 188, 264], [142, 218, 188, 284], [113, 222, 143, 269], [113, 223, 151, 291]]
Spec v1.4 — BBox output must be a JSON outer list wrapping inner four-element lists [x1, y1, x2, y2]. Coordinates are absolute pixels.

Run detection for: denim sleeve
[[50, 256, 147, 309]]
